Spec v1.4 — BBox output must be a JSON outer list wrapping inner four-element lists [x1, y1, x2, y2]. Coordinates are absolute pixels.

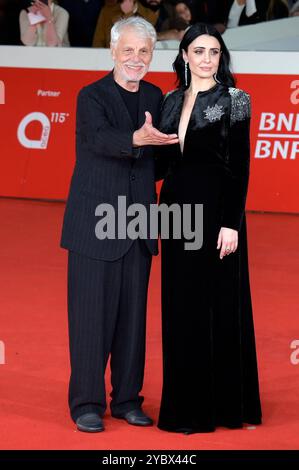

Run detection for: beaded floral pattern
[[229, 88, 251, 125], [203, 103, 225, 122]]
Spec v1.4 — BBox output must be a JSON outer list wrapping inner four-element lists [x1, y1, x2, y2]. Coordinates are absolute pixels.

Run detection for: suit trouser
[[67, 239, 152, 422]]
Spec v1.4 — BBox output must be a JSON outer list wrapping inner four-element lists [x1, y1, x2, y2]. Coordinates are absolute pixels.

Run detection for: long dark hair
[[266, 0, 289, 20], [173, 23, 236, 89]]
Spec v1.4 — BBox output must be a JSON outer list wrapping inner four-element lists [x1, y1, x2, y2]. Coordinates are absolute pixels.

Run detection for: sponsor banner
[[241, 74, 299, 213], [0, 68, 298, 212]]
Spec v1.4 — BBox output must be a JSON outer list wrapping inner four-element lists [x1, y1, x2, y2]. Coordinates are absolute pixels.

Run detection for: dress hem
[[157, 418, 262, 434]]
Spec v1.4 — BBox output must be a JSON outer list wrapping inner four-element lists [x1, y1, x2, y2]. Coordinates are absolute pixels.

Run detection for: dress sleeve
[[19, 10, 37, 46], [221, 89, 251, 231], [53, 7, 69, 46]]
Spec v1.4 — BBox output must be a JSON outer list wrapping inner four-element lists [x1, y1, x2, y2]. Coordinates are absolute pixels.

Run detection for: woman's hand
[[217, 227, 238, 260], [28, 4, 39, 14], [32, 0, 52, 21]]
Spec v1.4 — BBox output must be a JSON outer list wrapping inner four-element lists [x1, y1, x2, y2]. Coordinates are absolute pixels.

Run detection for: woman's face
[[175, 2, 192, 23], [183, 34, 221, 81]]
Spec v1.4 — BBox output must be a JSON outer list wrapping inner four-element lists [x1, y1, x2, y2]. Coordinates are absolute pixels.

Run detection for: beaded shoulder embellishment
[[229, 88, 251, 125]]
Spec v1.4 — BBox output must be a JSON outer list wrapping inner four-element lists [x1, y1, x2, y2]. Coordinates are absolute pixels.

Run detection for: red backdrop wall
[[0, 68, 298, 212]]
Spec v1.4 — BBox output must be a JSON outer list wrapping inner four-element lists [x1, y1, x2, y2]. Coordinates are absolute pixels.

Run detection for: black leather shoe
[[76, 413, 104, 433], [113, 409, 153, 427]]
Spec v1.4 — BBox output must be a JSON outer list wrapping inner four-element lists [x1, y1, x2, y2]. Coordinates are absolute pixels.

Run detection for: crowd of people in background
[[0, 0, 298, 47]]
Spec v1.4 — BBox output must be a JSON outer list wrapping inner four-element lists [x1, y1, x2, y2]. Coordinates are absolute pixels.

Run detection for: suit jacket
[[239, 0, 270, 25], [192, 0, 231, 24], [61, 71, 163, 261], [226, 0, 288, 26]]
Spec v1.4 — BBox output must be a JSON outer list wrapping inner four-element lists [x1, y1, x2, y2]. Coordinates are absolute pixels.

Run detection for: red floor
[[0, 198, 298, 450]]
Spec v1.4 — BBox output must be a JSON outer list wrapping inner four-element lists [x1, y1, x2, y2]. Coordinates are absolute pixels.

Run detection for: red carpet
[[0, 198, 298, 450]]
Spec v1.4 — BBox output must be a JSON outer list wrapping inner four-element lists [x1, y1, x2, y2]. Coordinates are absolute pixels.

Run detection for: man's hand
[[120, 0, 136, 15], [217, 227, 238, 260], [133, 111, 179, 147]]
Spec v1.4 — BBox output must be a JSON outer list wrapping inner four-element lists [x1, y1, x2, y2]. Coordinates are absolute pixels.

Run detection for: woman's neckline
[[185, 82, 220, 97]]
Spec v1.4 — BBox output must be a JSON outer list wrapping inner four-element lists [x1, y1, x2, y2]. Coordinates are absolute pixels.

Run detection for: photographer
[[19, 0, 69, 46]]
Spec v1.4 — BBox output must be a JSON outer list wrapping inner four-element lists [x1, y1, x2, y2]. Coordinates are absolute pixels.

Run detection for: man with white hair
[[61, 16, 178, 433]]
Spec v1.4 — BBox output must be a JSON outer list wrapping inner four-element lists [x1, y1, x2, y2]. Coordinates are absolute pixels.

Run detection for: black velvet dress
[[157, 84, 262, 433]]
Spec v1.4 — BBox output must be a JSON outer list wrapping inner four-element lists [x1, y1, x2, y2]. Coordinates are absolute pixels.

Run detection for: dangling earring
[[213, 72, 221, 84], [184, 62, 189, 87]]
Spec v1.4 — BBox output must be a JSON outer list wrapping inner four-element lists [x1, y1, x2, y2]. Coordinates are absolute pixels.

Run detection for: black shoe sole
[[76, 424, 104, 433], [112, 415, 153, 427]]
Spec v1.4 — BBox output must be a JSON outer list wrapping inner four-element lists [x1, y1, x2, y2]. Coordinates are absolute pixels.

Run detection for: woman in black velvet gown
[[157, 23, 262, 433]]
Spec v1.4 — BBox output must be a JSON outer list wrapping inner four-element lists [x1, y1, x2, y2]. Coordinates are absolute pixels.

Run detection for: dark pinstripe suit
[[61, 72, 163, 421]]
